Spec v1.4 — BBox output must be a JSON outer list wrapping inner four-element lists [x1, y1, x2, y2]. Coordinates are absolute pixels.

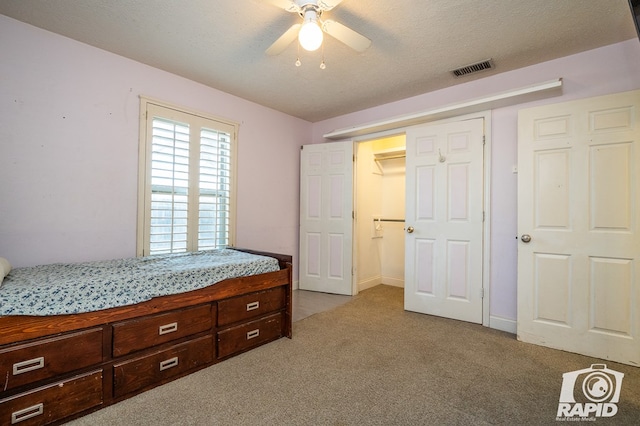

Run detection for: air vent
[[451, 59, 494, 77]]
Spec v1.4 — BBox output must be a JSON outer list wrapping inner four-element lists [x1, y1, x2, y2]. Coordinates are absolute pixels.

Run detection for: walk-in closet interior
[[355, 135, 406, 292]]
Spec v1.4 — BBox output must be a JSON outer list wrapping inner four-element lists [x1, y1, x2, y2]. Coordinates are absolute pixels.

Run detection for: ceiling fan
[[265, 0, 371, 56]]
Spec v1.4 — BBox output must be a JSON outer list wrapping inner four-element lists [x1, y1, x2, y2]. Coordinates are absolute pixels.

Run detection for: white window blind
[[138, 99, 237, 256]]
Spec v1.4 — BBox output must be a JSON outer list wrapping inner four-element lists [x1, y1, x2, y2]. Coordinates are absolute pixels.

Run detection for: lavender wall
[[0, 16, 310, 270], [312, 40, 640, 328]]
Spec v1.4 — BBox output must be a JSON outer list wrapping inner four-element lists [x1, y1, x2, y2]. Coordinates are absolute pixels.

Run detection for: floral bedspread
[[0, 249, 280, 316]]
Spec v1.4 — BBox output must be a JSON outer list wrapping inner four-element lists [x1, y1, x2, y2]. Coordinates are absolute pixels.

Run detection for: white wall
[[355, 146, 405, 291], [312, 40, 640, 328], [0, 16, 311, 272], [379, 158, 405, 287]]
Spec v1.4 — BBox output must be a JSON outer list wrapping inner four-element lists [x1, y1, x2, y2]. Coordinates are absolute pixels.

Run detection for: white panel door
[[299, 141, 354, 295], [404, 118, 485, 323], [517, 90, 640, 366]]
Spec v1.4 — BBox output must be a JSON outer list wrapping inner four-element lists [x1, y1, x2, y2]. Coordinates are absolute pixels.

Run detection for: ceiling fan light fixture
[[298, 10, 323, 51]]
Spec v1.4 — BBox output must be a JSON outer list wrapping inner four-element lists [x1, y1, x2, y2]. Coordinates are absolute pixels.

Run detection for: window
[[137, 98, 237, 256]]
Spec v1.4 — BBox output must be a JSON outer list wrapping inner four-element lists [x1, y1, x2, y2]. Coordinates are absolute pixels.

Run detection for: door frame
[[350, 110, 492, 328]]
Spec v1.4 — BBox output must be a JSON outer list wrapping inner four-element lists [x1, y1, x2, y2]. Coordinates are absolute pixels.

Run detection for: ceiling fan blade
[[322, 20, 371, 52], [317, 0, 343, 11], [264, 0, 300, 13], [266, 23, 301, 56]]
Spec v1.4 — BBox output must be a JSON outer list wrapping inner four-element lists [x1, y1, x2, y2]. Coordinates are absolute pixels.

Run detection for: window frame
[[136, 96, 238, 256]]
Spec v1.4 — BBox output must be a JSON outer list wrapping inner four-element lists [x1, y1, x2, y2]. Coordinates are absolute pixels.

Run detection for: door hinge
[[482, 135, 486, 145], [480, 288, 485, 299]]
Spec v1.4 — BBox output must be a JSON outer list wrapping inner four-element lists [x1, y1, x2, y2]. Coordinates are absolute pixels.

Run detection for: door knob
[[406, 226, 414, 234], [521, 234, 532, 243]]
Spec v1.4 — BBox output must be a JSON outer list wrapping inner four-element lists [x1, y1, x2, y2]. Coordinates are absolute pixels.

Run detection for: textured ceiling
[[0, 0, 637, 122]]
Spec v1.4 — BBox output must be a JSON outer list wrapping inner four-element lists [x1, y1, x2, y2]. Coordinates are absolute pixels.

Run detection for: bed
[[0, 247, 292, 425]]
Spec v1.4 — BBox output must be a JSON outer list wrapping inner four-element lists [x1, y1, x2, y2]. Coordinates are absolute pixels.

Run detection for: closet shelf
[[373, 148, 406, 161]]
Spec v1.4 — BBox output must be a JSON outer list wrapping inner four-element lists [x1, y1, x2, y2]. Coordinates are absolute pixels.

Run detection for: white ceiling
[[0, 0, 637, 122]]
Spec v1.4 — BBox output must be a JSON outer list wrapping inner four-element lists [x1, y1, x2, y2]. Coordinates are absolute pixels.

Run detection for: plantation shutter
[[138, 100, 237, 256], [198, 128, 232, 250], [149, 117, 190, 254]]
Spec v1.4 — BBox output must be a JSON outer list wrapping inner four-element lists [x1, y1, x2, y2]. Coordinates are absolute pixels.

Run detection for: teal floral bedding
[[0, 249, 280, 316]]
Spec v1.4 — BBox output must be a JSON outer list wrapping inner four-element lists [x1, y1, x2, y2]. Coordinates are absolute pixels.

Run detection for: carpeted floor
[[68, 285, 640, 425]]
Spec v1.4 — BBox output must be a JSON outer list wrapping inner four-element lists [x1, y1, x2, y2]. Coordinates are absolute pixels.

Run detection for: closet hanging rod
[[374, 218, 405, 223]]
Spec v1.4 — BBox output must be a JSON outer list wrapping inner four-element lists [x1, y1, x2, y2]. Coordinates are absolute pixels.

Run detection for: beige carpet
[[69, 285, 640, 425]]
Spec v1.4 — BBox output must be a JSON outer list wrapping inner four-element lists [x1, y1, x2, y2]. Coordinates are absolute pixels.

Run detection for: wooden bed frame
[[0, 248, 293, 425]]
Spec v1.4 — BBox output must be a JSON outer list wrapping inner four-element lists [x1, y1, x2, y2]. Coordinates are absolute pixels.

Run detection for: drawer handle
[[246, 329, 260, 340], [159, 356, 179, 371], [13, 357, 45, 376], [11, 403, 43, 424], [158, 322, 178, 335], [246, 301, 260, 311]]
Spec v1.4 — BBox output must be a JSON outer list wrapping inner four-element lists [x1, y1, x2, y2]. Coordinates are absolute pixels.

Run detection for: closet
[[300, 116, 487, 324], [355, 135, 406, 292]]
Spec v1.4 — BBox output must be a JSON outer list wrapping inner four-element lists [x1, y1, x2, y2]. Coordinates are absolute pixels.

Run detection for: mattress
[[0, 249, 280, 316]]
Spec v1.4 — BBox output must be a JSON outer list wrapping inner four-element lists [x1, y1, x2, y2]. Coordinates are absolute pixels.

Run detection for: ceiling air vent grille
[[451, 59, 494, 77]]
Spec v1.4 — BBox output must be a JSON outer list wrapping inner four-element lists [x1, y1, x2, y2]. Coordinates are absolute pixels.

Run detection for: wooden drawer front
[[217, 287, 285, 326], [112, 304, 212, 357], [217, 313, 283, 359], [113, 335, 213, 399], [0, 370, 102, 426], [0, 328, 103, 392]]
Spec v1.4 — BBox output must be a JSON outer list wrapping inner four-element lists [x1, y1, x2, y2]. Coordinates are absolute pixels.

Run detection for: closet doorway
[[355, 118, 486, 325], [355, 135, 407, 292]]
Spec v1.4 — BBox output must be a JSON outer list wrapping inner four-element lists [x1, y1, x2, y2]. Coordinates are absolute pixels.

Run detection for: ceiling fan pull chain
[[320, 43, 326, 69]]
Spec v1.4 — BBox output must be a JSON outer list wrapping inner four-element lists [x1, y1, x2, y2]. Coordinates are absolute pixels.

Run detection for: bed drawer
[[112, 335, 213, 399], [0, 328, 103, 391], [0, 370, 102, 426], [217, 312, 283, 359], [112, 304, 213, 357], [217, 286, 285, 326]]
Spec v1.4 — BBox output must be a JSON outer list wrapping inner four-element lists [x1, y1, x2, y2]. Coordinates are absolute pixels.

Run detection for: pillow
[[0, 257, 11, 286]]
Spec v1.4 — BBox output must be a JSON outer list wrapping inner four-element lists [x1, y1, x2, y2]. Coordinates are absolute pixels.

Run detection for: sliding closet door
[[299, 141, 355, 295]]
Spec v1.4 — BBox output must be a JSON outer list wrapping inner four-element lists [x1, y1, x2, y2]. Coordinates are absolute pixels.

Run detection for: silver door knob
[[521, 234, 532, 243], [406, 226, 414, 234]]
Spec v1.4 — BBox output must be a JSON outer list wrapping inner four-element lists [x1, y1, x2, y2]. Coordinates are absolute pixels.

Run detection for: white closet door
[[299, 141, 354, 295], [517, 89, 640, 365], [404, 118, 485, 323]]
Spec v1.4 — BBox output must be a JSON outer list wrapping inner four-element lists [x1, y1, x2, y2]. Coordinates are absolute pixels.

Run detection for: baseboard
[[489, 315, 516, 334], [358, 276, 381, 292], [381, 276, 404, 288]]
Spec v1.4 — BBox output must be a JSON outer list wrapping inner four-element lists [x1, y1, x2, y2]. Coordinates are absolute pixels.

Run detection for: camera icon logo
[[557, 364, 624, 419]]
